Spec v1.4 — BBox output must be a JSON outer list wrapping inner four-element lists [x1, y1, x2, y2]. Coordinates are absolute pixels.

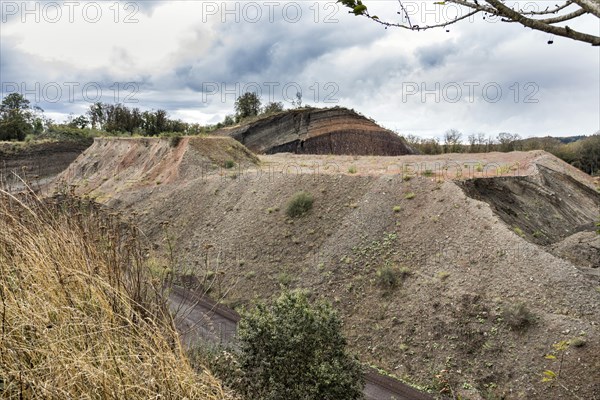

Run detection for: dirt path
[[169, 285, 239, 348], [168, 285, 433, 400]]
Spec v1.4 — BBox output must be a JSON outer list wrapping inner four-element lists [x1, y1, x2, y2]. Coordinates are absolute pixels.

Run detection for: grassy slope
[[0, 192, 230, 399]]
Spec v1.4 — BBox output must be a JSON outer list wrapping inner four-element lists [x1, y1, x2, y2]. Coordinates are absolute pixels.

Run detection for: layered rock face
[[0, 140, 92, 189], [215, 107, 416, 156]]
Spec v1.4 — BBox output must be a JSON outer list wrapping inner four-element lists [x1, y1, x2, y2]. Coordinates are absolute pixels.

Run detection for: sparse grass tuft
[[404, 192, 416, 200], [502, 302, 535, 331], [437, 271, 450, 281], [514, 227, 525, 237], [224, 159, 235, 169], [422, 169, 434, 177], [376, 265, 410, 289], [278, 271, 294, 287], [348, 165, 357, 174], [377, 265, 398, 288], [286, 191, 314, 218], [393, 205, 401, 213]]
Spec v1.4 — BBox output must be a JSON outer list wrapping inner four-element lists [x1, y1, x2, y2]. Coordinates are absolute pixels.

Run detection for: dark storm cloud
[[164, 7, 385, 102]]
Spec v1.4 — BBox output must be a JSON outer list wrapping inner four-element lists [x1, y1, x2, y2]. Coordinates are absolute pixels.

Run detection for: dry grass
[[0, 190, 229, 399]]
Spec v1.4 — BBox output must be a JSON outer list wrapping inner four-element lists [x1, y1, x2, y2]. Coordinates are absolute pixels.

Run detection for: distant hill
[[213, 107, 416, 156]]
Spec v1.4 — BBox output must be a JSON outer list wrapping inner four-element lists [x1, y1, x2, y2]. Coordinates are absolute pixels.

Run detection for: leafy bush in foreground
[[233, 291, 365, 399]]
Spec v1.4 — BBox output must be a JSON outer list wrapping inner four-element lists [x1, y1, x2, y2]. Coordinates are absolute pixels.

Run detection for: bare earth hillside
[[54, 137, 600, 399], [213, 107, 416, 156], [0, 140, 91, 190]]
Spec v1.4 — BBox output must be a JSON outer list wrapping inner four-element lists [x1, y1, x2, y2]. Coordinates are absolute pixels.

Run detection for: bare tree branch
[[572, 0, 600, 18], [537, 8, 587, 24], [518, 1, 574, 16], [486, 0, 600, 45], [339, 0, 600, 46]]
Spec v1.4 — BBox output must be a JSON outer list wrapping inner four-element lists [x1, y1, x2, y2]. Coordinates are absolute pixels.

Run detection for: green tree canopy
[[0, 93, 34, 141], [262, 101, 285, 115], [236, 291, 364, 400], [235, 92, 262, 122]]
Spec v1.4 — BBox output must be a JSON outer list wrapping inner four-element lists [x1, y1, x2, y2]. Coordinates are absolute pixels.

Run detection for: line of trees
[[405, 129, 600, 175], [0, 93, 209, 140], [0, 93, 46, 141], [80, 102, 200, 135], [216, 92, 290, 129]]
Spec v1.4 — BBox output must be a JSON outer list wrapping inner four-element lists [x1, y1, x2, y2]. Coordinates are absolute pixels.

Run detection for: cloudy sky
[[1, 0, 599, 139]]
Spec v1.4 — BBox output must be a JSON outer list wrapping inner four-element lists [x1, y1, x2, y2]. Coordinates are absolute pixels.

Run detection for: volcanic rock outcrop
[[214, 107, 416, 156]]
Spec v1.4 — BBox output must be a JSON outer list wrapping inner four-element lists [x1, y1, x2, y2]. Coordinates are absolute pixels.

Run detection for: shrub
[[377, 265, 400, 288], [502, 302, 535, 331], [169, 134, 183, 147], [348, 165, 357, 174], [286, 191, 314, 218], [404, 192, 416, 200], [422, 169, 434, 177], [224, 159, 235, 169], [233, 291, 364, 399]]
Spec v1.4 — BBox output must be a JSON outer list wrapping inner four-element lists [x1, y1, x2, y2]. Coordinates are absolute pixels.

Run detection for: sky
[[1, 0, 599, 139]]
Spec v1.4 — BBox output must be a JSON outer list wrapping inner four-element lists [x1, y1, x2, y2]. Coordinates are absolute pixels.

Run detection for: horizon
[[1, 1, 599, 139]]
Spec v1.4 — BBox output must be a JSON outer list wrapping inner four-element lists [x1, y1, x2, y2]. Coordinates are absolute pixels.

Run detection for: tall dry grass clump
[[0, 190, 229, 399]]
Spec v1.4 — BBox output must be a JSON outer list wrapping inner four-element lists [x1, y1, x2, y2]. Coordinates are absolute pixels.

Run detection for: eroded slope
[[458, 164, 600, 245], [55, 140, 600, 399]]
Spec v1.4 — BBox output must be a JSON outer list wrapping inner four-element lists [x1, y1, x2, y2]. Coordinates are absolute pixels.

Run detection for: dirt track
[[168, 284, 433, 400]]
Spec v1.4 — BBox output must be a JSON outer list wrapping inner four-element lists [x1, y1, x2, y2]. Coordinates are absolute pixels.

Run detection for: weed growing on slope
[[502, 302, 535, 331], [286, 191, 314, 218]]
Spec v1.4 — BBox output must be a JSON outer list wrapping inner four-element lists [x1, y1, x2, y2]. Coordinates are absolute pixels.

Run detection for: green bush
[[233, 291, 364, 399], [286, 191, 314, 218], [45, 125, 100, 141], [224, 159, 235, 169]]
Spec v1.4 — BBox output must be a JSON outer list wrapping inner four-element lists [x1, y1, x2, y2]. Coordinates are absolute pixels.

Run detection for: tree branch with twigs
[[338, 0, 600, 46]]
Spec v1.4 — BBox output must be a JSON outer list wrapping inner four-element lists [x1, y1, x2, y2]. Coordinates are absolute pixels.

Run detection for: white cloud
[[1, 0, 598, 137]]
